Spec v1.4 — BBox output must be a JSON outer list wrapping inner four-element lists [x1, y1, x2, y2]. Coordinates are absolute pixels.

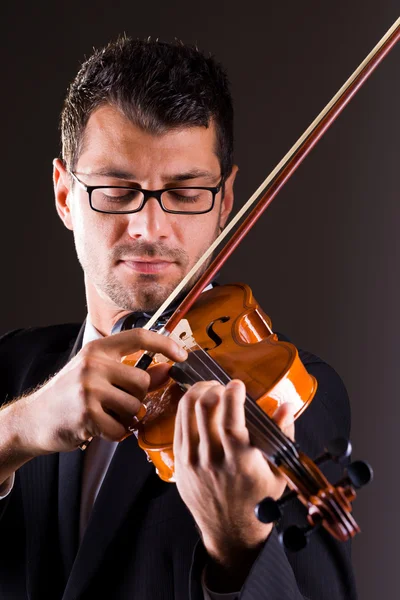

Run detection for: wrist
[[1, 397, 42, 462], [0, 403, 32, 485], [203, 522, 273, 565], [202, 524, 273, 592]]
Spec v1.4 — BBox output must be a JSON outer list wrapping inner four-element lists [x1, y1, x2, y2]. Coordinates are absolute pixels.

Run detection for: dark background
[[1, 1, 399, 597]]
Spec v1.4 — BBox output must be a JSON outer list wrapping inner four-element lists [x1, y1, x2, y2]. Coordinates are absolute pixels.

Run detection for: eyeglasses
[[70, 172, 223, 215]]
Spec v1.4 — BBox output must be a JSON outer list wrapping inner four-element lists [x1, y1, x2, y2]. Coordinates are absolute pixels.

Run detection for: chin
[[119, 279, 175, 313], [138, 287, 175, 313]]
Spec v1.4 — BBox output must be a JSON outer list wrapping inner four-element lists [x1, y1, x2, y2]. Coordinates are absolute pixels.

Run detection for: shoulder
[[277, 332, 351, 456], [0, 324, 82, 359], [0, 324, 83, 407], [298, 346, 350, 439]]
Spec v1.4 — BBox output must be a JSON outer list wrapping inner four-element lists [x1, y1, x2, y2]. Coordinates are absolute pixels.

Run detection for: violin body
[[123, 283, 317, 482]]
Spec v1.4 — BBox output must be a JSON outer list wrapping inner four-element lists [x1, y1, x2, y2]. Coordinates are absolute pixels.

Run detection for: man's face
[[55, 105, 236, 321]]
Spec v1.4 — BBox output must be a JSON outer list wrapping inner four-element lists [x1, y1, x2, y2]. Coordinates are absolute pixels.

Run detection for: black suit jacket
[[0, 323, 357, 599]]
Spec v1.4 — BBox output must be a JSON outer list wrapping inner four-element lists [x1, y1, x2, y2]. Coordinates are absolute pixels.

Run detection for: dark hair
[[61, 36, 234, 179]]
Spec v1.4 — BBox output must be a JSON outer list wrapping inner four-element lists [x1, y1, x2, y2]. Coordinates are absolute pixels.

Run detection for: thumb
[[272, 402, 296, 441], [147, 363, 173, 391]]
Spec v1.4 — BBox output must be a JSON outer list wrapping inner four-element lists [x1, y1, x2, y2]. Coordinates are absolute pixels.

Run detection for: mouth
[[120, 259, 175, 274]]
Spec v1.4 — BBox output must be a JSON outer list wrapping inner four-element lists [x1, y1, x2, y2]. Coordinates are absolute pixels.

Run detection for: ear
[[219, 164, 238, 229], [53, 158, 74, 231]]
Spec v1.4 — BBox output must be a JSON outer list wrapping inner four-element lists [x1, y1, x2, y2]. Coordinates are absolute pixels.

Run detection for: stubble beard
[[79, 232, 219, 314], [102, 272, 185, 313]]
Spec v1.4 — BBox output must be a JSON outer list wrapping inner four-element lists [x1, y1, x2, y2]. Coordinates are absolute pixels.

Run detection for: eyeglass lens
[[91, 188, 214, 213]]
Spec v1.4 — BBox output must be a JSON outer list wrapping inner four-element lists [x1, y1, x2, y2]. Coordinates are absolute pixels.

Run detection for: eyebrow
[[82, 168, 219, 183], [169, 170, 218, 182]]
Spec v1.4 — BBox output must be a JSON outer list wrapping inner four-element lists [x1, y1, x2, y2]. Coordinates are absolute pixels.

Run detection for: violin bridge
[[153, 319, 196, 363]]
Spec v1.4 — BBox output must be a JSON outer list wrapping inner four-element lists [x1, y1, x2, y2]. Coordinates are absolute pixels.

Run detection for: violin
[[123, 282, 369, 551], [84, 17, 400, 550], [125, 282, 316, 480]]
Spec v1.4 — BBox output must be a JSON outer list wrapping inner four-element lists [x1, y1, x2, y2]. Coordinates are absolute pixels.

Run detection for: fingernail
[[178, 347, 188, 359], [131, 404, 147, 428], [202, 395, 219, 407], [284, 416, 294, 428], [226, 379, 243, 389], [284, 407, 296, 427]]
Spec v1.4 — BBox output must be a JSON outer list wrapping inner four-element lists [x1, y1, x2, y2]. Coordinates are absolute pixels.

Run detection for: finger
[[195, 383, 225, 465], [178, 388, 200, 466], [173, 389, 183, 455], [220, 379, 249, 441], [219, 380, 250, 464], [272, 402, 296, 441], [90, 407, 129, 442], [91, 328, 188, 362], [177, 381, 217, 466], [147, 363, 174, 391], [107, 360, 151, 401], [101, 383, 143, 429]]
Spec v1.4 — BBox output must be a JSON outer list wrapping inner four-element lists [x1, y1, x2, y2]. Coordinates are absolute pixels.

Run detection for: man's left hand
[[173, 379, 295, 591]]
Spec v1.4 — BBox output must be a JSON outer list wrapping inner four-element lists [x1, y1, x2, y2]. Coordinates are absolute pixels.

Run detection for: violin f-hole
[[205, 316, 230, 350]]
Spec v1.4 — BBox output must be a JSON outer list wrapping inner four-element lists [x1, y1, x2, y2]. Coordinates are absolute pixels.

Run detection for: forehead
[[76, 105, 220, 178]]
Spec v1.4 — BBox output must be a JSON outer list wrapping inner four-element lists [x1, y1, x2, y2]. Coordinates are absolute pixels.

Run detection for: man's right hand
[[2, 328, 187, 460]]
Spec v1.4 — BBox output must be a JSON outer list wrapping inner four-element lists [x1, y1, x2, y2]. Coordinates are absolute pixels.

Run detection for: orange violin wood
[[122, 283, 317, 482]]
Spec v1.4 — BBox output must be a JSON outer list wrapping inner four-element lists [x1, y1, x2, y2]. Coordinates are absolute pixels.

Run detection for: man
[[0, 37, 356, 599]]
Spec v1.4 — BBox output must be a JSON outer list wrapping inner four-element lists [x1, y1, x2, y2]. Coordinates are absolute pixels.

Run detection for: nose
[[126, 196, 172, 240]]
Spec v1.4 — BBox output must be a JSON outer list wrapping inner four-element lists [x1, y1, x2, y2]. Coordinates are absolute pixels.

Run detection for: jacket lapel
[[62, 433, 154, 600], [19, 327, 83, 599], [57, 322, 86, 581], [55, 319, 156, 599], [20, 452, 62, 598], [58, 449, 84, 581]]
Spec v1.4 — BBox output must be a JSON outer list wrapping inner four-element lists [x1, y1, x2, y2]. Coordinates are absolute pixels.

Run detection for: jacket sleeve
[[0, 474, 14, 499], [0, 329, 24, 397], [190, 357, 358, 600], [0, 329, 25, 520]]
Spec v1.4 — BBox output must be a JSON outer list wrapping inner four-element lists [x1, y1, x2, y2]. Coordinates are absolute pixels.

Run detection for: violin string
[[185, 346, 294, 459], [175, 341, 311, 485], [299, 454, 355, 532], [171, 345, 290, 460], [184, 344, 292, 451], [181, 344, 324, 489], [324, 495, 351, 538], [177, 347, 324, 494], [181, 345, 306, 476]]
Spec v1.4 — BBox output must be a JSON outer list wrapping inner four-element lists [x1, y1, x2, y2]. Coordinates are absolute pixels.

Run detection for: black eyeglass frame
[[70, 171, 223, 215]]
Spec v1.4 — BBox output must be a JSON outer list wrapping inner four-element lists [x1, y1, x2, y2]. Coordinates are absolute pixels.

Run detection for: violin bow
[[134, 16, 400, 355]]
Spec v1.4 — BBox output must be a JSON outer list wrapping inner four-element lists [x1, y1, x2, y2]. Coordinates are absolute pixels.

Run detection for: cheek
[[179, 216, 219, 254], [71, 205, 121, 250]]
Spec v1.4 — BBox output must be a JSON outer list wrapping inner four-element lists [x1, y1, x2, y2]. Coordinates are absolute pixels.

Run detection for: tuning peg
[[315, 437, 352, 466], [255, 491, 297, 524], [279, 522, 321, 552], [345, 460, 373, 489]]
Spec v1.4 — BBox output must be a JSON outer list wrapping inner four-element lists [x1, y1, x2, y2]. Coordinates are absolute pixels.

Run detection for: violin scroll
[[255, 438, 373, 551]]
